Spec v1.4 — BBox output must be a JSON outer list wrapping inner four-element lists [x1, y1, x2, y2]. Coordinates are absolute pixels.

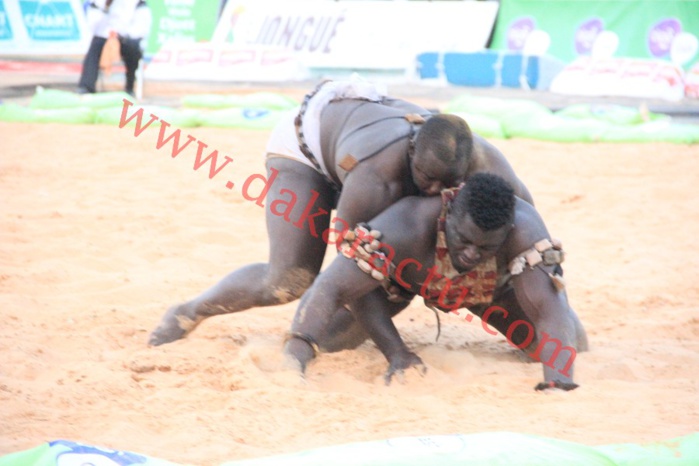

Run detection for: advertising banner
[[0, 1, 13, 42], [491, 0, 699, 68], [144, 42, 308, 82], [144, 0, 221, 55], [0, 0, 90, 55], [211, 0, 500, 70]]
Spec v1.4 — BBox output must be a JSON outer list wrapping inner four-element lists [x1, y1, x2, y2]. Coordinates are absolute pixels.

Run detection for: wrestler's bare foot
[[148, 304, 202, 346]]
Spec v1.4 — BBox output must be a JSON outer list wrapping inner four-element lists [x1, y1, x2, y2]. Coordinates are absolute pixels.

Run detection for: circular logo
[[507, 17, 536, 51], [648, 18, 682, 57], [575, 18, 604, 55], [670, 32, 699, 66]]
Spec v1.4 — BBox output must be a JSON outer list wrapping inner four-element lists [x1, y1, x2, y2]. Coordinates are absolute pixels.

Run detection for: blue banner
[[0, 0, 13, 40], [19, 0, 80, 41]]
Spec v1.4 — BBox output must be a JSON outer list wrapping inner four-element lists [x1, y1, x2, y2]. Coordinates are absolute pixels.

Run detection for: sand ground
[[1, 79, 698, 465]]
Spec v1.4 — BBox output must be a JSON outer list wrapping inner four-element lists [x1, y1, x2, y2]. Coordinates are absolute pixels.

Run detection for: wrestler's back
[[319, 99, 432, 183]]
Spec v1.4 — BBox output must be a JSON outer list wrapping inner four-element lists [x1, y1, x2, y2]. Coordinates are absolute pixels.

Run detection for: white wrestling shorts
[[265, 79, 387, 179]]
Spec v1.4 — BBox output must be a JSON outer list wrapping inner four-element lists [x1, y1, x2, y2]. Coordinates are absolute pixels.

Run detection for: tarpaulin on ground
[[2, 432, 699, 466]]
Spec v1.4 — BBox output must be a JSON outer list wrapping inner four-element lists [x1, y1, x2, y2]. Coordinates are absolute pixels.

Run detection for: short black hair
[[452, 173, 515, 231], [414, 114, 473, 168]]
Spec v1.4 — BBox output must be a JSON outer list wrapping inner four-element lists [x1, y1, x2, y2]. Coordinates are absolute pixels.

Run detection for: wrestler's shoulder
[[373, 196, 440, 231]]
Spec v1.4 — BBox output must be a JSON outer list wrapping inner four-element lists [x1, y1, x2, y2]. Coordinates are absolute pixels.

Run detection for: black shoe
[[76, 86, 92, 94]]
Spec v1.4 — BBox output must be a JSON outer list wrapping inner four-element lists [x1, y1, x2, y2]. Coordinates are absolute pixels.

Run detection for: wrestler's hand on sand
[[282, 337, 316, 374], [384, 350, 427, 385]]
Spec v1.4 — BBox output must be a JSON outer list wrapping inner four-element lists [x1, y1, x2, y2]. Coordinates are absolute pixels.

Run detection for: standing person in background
[[78, 0, 152, 97]]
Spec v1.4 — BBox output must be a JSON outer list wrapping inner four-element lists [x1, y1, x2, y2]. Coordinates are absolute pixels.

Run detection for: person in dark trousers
[[78, 0, 151, 96]]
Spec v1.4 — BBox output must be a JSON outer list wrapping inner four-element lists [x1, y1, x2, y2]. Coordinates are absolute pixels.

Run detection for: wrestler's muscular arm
[[283, 197, 408, 371], [286, 197, 439, 379], [345, 198, 441, 383], [320, 98, 421, 229], [470, 136, 534, 205], [502, 200, 583, 388], [514, 269, 581, 389], [284, 128, 415, 371], [334, 152, 411, 230], [284, 259, 421, 381], [285, 254, 382, 370]]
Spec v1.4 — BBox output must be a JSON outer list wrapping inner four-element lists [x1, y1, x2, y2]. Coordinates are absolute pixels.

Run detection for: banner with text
[[0, 0, 90, 55], [211, 0, 499, 70], [145, 0, 221, 55]]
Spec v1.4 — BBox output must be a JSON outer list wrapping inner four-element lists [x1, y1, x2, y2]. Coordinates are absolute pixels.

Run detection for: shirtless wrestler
[[149, 80, 533, 346], [283, 173, 588, 390]]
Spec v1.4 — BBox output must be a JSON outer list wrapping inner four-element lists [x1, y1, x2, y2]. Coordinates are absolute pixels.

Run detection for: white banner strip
[[212, 0, 499, 70]]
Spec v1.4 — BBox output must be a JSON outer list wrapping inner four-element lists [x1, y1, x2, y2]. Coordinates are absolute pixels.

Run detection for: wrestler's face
[[411, 149, 463, 196], [445, 212, 511, 272]]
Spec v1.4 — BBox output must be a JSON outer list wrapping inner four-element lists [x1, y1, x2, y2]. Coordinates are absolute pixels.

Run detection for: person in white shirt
[[77, 0, 152, 96]]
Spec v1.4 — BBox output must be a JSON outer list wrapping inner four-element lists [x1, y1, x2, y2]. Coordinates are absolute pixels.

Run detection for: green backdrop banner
[[145, 0, 222, 55], [491, 0, 699, 68]]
